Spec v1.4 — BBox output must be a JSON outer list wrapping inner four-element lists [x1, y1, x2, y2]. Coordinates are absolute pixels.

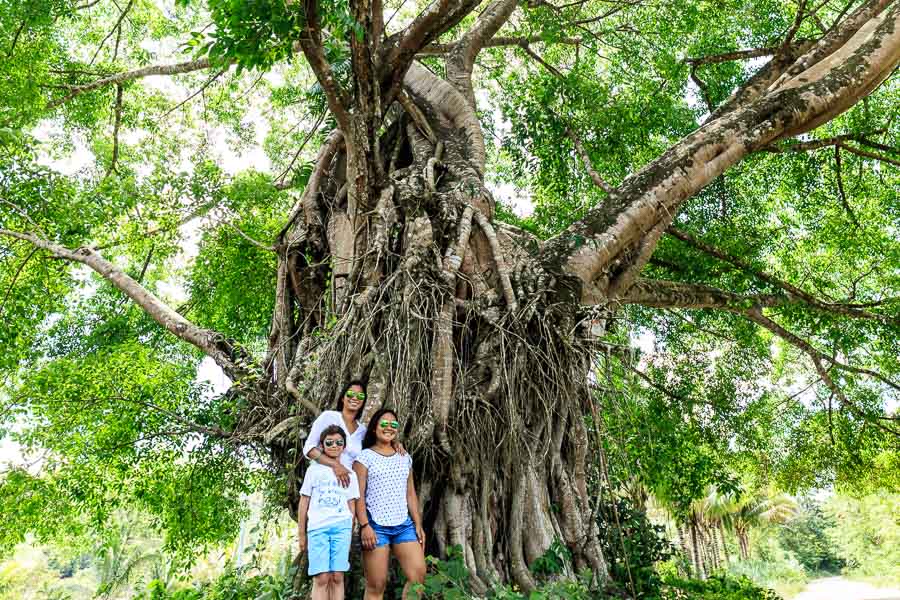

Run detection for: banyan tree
[[1, 0, 899, 591]]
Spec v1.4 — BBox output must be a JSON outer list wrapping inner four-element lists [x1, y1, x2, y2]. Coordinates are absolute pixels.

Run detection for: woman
[[304, 380, 369, 487], [353, 408, 426, 600]]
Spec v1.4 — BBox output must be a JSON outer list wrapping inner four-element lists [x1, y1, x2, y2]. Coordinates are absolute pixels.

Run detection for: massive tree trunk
[[6, 0, 899, 592], [266, 59, 607, 591]]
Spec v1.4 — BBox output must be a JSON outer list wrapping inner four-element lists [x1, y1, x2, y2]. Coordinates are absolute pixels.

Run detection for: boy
[[299, 425, 360, 600]]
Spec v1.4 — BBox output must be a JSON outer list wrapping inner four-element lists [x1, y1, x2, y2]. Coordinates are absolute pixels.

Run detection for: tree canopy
[[0, 0, 898, 579]]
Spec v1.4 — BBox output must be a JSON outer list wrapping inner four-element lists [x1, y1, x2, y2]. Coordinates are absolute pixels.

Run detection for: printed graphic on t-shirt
[[315, 479, 349, 510]]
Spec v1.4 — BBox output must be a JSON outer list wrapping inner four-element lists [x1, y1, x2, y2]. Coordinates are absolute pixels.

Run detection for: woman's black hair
[[319, 424, 347, 446], [362, 407, 399, 450], [336, 379, 368, 420]]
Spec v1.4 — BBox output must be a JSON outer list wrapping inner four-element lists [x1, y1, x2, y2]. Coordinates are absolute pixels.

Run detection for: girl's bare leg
[[362, 546, 391, 600], [393, 542, 426, 599]]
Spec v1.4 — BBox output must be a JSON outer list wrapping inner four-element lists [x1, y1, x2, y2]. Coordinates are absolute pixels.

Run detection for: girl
[[353, 408, 426, 600], [304, 380, 369, 487], [298, 425, 360, 600]]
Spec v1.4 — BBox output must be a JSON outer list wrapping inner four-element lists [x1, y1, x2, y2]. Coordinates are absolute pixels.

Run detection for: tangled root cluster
[[247, 63, 610, 590]]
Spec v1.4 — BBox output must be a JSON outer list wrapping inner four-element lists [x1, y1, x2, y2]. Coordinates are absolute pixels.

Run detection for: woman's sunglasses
[[379, 420, 400, 430], [323, 439, 345, 448], [345, 391, 366, 400]]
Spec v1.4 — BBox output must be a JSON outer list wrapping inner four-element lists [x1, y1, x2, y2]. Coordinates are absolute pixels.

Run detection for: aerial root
[[509, 471, 537, 592], [432, 207, 475, 455], [471, 210, 518, 311], [283, 129, 344, 247], [397, 89, 437, 145]]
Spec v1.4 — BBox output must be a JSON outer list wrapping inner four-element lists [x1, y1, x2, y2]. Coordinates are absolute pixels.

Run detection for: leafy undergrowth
[[130, 545, 784, 600]]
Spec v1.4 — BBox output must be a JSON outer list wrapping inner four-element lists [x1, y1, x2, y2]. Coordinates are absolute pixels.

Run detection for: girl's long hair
[[362, 408, 399, 450], [335, 379, 368, 420]]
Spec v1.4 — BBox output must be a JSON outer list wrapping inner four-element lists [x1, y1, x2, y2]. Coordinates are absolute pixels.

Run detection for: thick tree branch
[[0, 228, 255, 380], [298, 0, 352, 133], [686, 46, 783, 66], [47, 57, 217, 108], [710, 0, 892, 121], [382, 0, 482, 105], [446, 0, 519, 105], [762, 131, 884, 152], [841, 142, 900, 167], [623, 276, 900, 329], [762, 131, 900, 167], [621, 278, 782, 310], [622, 278, 899, 432], [540, 3, 900, 303]]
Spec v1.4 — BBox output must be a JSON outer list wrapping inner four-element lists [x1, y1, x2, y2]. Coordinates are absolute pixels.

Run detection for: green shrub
[[825, 492, 900, 585], [412, 546, 471, 599], [777, 498, 844, 575], [529, 540, 573, 578], [596, 498, 675, 598], [134, 562, 298, 600], [661, 573, 782, 600]]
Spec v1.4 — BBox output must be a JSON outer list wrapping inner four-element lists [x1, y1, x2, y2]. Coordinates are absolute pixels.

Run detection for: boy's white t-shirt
[[300, 463, 360, 531]]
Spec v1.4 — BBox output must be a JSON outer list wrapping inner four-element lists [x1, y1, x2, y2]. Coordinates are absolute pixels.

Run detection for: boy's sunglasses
[[345, 391, 366, 400], [379, 420, 400, 430], [323, 439, 345, 448]]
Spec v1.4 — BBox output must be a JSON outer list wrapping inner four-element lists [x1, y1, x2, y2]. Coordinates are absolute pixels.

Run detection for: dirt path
[[793, 577, 900, 600]]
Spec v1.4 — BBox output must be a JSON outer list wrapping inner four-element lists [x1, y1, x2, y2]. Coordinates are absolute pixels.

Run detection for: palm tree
[[683, 485, 734, 577], [723, 491, 797, 561], [94, 514, 162, 598]]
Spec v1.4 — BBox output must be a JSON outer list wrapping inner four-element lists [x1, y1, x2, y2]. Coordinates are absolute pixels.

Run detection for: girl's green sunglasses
[[345, 391, 366, 400], [379, 420, 400, 430]]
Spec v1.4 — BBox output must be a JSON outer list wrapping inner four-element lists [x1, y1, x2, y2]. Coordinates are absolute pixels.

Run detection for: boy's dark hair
[[336, 379, 368, 420], [319, 424, 347, 446], [362, 408, 399, 450]]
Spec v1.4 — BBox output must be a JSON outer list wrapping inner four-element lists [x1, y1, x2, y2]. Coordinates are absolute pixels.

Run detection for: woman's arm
[[353, 462, 378, 550], [297, 495, 310, 553], [303, 415, 351, 486], [406, 471, 425, 547]]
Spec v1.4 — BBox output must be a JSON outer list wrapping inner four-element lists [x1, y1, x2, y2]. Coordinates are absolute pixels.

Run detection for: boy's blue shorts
[[307, 521, 352, 575], [369, 513, 418, 548]]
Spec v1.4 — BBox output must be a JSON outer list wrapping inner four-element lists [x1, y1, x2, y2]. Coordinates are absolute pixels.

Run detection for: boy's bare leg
[[330, 572, 344, 600], [311, 573, 331, 600]]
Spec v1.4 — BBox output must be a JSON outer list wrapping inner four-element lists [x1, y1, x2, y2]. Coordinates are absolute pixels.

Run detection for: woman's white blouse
[[303, 410, 366, 470], [355, 449, 413, 526]]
